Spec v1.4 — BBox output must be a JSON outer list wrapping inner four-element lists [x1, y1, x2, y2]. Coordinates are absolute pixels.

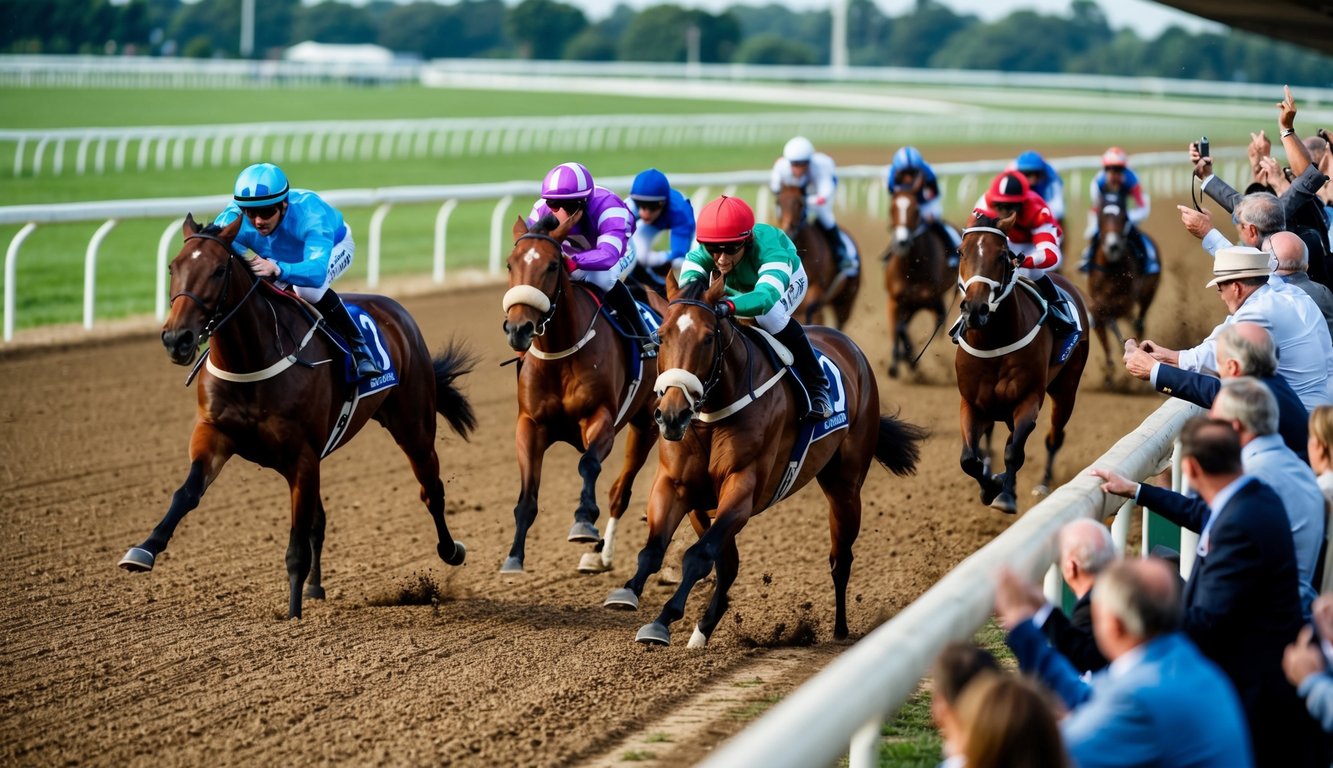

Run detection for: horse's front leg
[[959, 402, 1001, 506], [604, 470, 690, 610], [569, 408, 617, 546], [581, 418, 657, 574], [119, 424, 233, 573], [637, 473, 755, 646], [993, 398, 1042, 514], [285, 452, 321, 620], [885, 292, 903, 378], [503, 415, 548, 574]]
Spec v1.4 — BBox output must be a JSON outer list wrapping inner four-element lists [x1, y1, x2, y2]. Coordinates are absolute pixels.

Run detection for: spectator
[[1092, 417, 1317, 767], [1136, 245, 1333, 411], [929, 642, 999, 768], [1271, 230, 1333, 338], [954, 673, 1069, 768], [1284, 593, 1333, 733], [1211, 377, 1325, 616], [1309, 406, 1333, 594], [992, 519, 1114, 674], [1123, 322, 1308, 460], [998, 558, 1253, 768]]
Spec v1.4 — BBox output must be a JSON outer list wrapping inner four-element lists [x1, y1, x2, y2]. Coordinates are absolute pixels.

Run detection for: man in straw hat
[[1135, 245, 1333, 411]]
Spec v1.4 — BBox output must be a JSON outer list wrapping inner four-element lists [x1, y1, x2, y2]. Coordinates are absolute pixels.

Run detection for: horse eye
[[545, 260, 558, 273], [212, 265, 226, 279], [702, 334, 714, 346]]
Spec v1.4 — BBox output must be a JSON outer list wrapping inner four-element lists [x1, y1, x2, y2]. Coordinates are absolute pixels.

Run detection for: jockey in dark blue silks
[[1079, 147, 1159, 276], [627, 168, 696, 284], [887, 145, 962, 265], [1010, 150, 1066, 227]]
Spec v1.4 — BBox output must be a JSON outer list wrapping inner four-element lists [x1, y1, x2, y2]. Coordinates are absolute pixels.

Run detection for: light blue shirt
[[215, 189, 347, 288], [1241, 433, 1325, 616]]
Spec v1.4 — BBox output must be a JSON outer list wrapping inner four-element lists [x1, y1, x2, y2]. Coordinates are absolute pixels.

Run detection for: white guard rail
[[1, 149, 1245, 341], [700, 398, 1204, 768]]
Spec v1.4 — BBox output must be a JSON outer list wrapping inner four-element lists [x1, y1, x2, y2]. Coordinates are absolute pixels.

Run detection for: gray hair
[[1093, 559, 1181, 639], [1214, 376, 1279, 436], [1059, 519, 1116, 575], [1217, 324, 1277, 377], [1268, 230, 1309, 272], [1235, 192, 1285, 238]]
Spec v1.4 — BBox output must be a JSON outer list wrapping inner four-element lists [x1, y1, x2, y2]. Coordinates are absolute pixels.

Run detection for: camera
[[1199, 136, 1210, 159]]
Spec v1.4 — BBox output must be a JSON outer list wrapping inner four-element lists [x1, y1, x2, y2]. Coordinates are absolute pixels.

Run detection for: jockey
[[681, 196, 833, 420], [1009, 150, 1065, 227], [974, 171, 1077, 339], [887, 145, 962, 261], [526, 161, 655, 358], [627, 168, 696, 279], [1080, 146, 1157, 275], [770, 136, 855, 276], [215, 162, 382, 380]]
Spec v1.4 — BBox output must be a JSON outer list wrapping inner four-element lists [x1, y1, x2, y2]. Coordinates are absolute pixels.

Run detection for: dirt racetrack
[[1, 201, 1228, 766]]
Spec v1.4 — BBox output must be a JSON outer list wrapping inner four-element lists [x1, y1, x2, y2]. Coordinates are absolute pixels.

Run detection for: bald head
[[1270, 230, 1309, 274], [1217, 321, 1277, 378], [1305, 136, 1327, 166], [1059, 519, 1115, 574]]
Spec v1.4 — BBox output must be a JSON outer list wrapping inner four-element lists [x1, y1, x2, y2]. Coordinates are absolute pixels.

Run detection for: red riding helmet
[[986, 171, 1030, 205], [696, 195, 755, 243], [1101, 146, 1128, 169]]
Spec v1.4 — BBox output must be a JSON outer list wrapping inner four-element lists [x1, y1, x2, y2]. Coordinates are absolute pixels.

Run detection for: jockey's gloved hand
[[714, 299, 735, 318], [564, 256, 578, 273]]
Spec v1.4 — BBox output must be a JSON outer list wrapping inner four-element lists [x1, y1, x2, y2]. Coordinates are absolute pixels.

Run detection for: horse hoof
[[635, 622, 671, 646], [441, 541, 466, 566], [567, 521, 599, 543], [118, 547, 156, 572], [500, 556, 525, 574], [604, 587, 640, 610], [305, 584, 326, 600], [990, 492, 1018, 514], [1032, 484, 1051, 499], [578, 552, 610, 574], [687, 624, 709, 649]]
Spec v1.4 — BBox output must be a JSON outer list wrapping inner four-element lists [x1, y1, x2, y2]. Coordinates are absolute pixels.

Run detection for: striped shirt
[[527, 186, 634, 272], [680, 223, 800, 316]]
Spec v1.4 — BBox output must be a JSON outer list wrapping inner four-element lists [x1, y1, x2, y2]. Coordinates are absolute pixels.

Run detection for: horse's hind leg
[[959, 405, 1002, 507], [1039, 364, 1084, 497], [383, 407, 466, 569], [284, 455, 321, 620], [605, 473, 690, 611], [305, 499, 328, 600], [994, 400, 1041, 513], [581, 419, 656, 574], [570, 411, 617, 545], [691, 533, 738, 649], [817, 461, 863, 640], [119, 425, 232, 573]]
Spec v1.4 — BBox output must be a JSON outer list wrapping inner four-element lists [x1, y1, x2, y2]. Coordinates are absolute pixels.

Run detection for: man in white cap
[[1137, 245, 1333, 411]]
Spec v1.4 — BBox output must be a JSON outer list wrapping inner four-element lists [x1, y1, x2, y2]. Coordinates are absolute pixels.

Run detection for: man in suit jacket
[[1272, 231, 1333, 339], [1093, 417, 1319, 767], [998, 557, 1252, 768], [1124, 321, 1308, 461]]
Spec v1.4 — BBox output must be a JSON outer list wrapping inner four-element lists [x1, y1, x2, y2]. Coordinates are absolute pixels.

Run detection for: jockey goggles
[[245, 203, 282, 220], [703, 240, 746, 255], [545, 198, 584, 213]]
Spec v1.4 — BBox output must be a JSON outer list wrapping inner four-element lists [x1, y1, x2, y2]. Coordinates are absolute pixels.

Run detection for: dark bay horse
[[501, 213, 663, 574], [120, 215, 476, 619], [775, 185, 859, 329], [1086, 193, 1160, 385], [955, 212, 1089, 513], [883, 186, 953, 378], [602, 273, 926, 647]]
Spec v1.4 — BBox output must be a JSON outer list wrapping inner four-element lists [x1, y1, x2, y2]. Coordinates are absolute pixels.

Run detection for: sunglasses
[[545, 199, 583, 214], [634, 200, 664, 212], [703, 241, 745, 255], [246, 204, 281, 220]]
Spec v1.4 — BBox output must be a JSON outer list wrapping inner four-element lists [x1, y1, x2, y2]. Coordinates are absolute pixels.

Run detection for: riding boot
[[1034, 274, 1076, 338], [314, 290, 383, 380], [606, 279, 657, 358], [818, 221, 854, 275], [1079, 233, 1098, 273], [773, 319, 833, 420], [932, 221, 961, 268], [1129, 228, 1153, 274]]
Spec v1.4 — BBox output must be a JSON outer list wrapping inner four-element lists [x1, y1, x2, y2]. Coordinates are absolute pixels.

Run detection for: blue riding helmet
[[1015, 151, 1046, 173], [630, 168, 671, 202], [892, 146, 925, 170], [233, 163, 290, 208]]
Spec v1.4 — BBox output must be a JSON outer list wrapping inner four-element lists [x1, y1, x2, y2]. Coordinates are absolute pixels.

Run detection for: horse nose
[[656, 407, 691, 441], [505, 319, 534, 351], [161, 328, 195, 361]]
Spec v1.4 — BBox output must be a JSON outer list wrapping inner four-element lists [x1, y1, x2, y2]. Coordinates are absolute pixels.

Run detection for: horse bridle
[[508, 231, 567, 337], [172, 232, 264, 345], [957, 225, 1021, 312], [654, 298, 735, 411]]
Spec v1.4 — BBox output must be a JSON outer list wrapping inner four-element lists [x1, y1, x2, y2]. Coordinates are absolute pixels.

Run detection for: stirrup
[[806, 393, 834, 420]]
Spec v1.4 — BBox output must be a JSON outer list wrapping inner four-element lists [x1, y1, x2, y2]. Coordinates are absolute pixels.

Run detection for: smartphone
[[1199, 136, 1210, 159]]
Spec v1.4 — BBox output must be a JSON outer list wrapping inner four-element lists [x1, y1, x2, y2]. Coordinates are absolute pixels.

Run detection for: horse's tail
[[432, 339, 478, 440], [873, 413, 928, 477]]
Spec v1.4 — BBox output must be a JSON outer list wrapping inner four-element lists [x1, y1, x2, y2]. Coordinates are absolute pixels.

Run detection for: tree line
[[2, 0, 1330, 87]]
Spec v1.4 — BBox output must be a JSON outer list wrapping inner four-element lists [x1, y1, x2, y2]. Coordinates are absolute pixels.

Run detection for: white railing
[[699, 398, 1204, 768], [0, 54, 419, 89], [1, 149, 1246, 341]]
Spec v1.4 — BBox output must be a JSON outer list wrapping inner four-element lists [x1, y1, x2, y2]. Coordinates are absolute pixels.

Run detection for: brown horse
[[955, 212, 1089, 513], [883, 185, 953, 378], [775, 185, 860, 329], [602, 273, 925, 646], [120, 215, 476, 619], [1085, 193, 1160, 385], [501, 213, 663, 574]]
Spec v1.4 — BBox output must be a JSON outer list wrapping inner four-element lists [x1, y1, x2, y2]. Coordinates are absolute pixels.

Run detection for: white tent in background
[[283, 42, 394, 65]]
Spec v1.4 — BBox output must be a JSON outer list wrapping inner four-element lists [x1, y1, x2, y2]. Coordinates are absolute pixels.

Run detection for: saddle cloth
[[338, 304, 399, 397]]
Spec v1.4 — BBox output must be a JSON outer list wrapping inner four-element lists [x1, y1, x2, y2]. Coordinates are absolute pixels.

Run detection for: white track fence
[[700, 398, 1204, 768], [0, 149, 1246, 342]]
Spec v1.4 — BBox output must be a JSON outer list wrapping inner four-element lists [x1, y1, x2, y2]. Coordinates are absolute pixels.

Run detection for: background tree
[[293, 1, 378, 46], [886, 0, 977, 68], [377, 2, 453, 59], [503, 0, 588, 60], [734, 34, 817, 66], [564, 27, 617, 61]]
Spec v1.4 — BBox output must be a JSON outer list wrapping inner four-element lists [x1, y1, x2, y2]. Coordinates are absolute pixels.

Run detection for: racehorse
[[602, 272, 926, 647], [1085, 193, 1159, 386], [775, 185, 859, 329], [955, 212, 1089, 513], [501, 213, 663, 574], [120, 214, 476, 619], [883, 184, 953, 378]]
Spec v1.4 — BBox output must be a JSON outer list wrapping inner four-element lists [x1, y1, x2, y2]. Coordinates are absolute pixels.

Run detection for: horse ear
[[219, 214, 242, 242], [705, 272, 727, 304], [182, 213, 200, 239], [665, 267, 680, 298], [996, 210, 1018, 232], [552, 208, 582, 240], [512, 215, 529, 240]]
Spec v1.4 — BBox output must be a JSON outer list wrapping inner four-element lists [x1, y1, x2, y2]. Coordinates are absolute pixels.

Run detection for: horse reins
[[657, 298, 734, 411], [957, 225, 1021, 312], [173, 232, 265, 346], [513, 231, 568, 338]]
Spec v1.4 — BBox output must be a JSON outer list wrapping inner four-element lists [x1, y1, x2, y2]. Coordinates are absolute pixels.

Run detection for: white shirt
[[771, 152, 836, 201]]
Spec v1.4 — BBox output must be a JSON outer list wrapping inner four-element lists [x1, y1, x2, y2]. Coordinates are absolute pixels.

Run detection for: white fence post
[[83, 218, 118, 329], [489, 195, 513, 275], [433, 199, 458, 284], [156, 218, 182, 322], [367, 203, 392, 289], [4, 222, 38, 341]]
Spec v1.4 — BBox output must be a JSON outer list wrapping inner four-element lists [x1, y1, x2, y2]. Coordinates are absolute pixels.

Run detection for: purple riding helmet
[[542, 162, 595, 200]]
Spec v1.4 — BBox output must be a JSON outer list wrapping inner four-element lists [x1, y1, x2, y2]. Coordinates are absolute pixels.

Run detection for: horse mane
[[198, 222, 226, 237], [677, 277, 709, 303], [532, 212, 560, 234], [967, 210, 1003, 230]]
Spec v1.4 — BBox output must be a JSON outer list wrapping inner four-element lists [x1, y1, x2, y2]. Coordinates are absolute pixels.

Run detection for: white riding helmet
[[783, 136, 815, 164]]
